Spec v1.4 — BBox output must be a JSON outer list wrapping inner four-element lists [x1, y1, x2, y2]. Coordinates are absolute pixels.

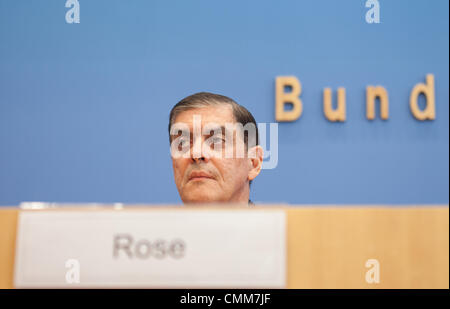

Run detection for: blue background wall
[[0, 0, 448, 206]]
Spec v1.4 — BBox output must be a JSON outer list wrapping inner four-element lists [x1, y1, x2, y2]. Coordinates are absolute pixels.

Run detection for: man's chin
[[180, 181, 223, 203], [182, 195, 220, 204], [181, 191, 221, 204]]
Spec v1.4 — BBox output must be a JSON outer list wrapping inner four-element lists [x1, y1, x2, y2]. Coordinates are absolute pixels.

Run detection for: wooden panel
[[286, 207, 449, 288], [0, 206, 448, 289], [0, 208, 18, 289]]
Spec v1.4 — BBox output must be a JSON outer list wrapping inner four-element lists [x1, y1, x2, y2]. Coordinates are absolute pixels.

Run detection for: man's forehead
[[173, 105, 235, 125]]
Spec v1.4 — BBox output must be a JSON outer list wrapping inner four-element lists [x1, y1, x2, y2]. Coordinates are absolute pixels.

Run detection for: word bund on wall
[[275, 74, 436, 122]]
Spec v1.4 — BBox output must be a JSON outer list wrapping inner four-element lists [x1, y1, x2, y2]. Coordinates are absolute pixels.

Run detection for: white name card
[[14, 209, 286, 288]]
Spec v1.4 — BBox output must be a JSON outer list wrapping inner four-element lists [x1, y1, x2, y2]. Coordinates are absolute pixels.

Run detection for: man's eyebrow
[[170, 125, 234, 136]]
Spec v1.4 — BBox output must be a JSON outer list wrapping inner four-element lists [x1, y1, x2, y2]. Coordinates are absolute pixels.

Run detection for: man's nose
[[191, 137, 209, 163]]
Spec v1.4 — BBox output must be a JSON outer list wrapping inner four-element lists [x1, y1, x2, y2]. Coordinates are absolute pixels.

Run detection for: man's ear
[[248, 145, 264, 181]]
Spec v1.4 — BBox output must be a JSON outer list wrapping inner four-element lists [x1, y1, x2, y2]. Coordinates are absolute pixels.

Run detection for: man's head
[[168, 92, 263, 204]]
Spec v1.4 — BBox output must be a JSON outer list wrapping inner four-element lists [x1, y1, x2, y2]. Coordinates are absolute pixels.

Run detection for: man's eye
[[177, 137, 190, 150], [210, 137, 224, 147]]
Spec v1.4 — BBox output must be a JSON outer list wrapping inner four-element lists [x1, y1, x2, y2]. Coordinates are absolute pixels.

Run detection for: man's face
[[170, 105, 259, 203]]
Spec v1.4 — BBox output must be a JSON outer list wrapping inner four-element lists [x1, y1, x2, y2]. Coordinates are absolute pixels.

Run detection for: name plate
[[14, 209, 286, 288]]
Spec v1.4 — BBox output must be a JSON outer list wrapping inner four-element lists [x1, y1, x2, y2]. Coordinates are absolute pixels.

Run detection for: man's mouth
[[188, 171, 215, 181]]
